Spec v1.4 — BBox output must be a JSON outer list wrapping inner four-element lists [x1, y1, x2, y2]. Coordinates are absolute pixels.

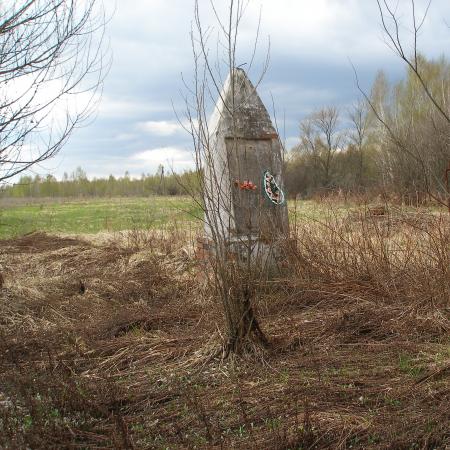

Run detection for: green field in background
[[0, 197, 204, 239], [0, 196, 348, 239], [4, 196, 436, 240]]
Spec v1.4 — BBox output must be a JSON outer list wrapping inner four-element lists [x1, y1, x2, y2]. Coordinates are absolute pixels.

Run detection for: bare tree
[[354, 0, 449, 206], [375, 0, 449, 123], [179, 0, 288, 357], [300, 107, 343, 188], [348, 99, 371, 188], [0, 0, 109, 184]]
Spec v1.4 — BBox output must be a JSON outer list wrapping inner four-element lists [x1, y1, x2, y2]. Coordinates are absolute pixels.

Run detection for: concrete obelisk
[[200, 68, 289, 264]]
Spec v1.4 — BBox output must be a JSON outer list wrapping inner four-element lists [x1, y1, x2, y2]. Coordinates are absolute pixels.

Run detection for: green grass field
[[1, 195, 437, 240], [0, 196, 348, 239], [0, 197, 204, 239]]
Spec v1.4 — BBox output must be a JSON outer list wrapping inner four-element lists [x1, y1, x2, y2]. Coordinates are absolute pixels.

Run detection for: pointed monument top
[[209, 68, 278, 140]]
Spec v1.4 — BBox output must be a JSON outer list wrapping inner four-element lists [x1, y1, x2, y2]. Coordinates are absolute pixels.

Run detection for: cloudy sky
[[28, 0, 450, 180]]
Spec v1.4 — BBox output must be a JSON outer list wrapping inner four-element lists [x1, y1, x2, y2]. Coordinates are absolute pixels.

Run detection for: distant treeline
[[2, 55, 448, 204], [1, 167, 199, 198]]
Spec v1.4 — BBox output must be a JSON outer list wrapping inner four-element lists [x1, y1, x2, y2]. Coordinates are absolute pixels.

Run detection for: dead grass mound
[[1, 231, 82, 253], [0, 211, 449, 449]]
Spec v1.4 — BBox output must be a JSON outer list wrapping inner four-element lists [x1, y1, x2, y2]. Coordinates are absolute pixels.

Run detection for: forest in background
[[286, 55, 449, 204], [1, 55, 449, 205]]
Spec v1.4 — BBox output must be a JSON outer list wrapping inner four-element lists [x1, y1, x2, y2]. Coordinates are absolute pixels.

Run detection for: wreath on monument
[[263, 170, 285, 205]]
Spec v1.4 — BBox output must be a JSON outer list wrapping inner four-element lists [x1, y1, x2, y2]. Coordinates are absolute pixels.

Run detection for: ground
[[0, 199, 449, 449]]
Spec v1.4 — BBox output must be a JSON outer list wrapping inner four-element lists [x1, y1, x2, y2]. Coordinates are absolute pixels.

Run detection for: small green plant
[[22, 415, 33, 430], [384, 395, 401, 407], [398, 353, 424, 377], [264, 416, 282, 432], [236, 424, 247, 437], [280, 369, 290, 384], [132, 423, 144, 432], [49, 408, 60, 419]]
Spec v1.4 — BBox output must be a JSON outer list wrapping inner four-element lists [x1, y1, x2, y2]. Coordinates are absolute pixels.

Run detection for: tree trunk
[[222, 285, 268, 357]]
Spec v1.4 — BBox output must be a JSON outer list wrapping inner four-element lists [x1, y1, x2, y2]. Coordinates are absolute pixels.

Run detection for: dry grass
[[0, 207, 449, 449]]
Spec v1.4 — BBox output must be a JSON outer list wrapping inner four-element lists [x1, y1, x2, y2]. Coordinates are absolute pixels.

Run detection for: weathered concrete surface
[[203, 69, 288, 262]]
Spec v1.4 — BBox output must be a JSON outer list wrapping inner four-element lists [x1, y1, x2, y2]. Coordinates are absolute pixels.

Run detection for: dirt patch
[[0, 231, 83, 253]]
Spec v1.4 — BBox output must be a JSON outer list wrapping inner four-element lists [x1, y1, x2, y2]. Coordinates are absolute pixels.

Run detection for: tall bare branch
[[0, 0, 110, 183]]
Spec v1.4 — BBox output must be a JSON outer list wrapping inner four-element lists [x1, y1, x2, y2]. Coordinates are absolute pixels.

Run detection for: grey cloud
[[22, 0, 449, 180]]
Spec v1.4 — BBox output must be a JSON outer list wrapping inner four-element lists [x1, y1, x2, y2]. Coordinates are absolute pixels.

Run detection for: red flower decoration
[[238, 180, 257, 191]]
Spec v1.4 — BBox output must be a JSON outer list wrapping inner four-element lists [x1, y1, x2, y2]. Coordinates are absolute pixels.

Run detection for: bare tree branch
[[0, 0, 110, 183], [375, 0, 450, 122]]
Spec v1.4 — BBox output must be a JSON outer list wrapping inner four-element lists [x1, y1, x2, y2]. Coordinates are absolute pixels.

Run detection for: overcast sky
[[27, 0, 450, 180]]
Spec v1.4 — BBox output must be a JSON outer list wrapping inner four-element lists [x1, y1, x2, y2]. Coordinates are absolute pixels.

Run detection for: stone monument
[[198, 68, 289, 265]]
